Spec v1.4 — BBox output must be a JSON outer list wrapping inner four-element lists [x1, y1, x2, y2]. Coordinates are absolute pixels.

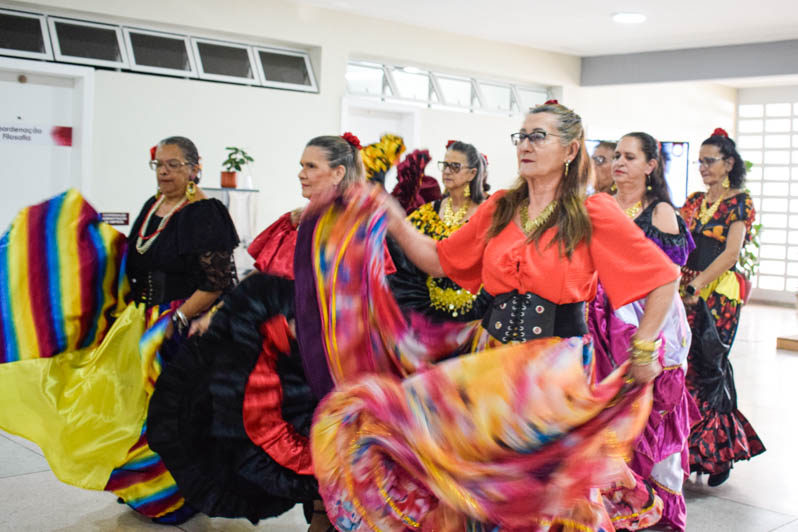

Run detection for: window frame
[[190, 36, 260, 85], [122, 26, 197, 77], [0, 8, 53, 60], [47, 16, 128, 69], [253, 45, 317, 92]]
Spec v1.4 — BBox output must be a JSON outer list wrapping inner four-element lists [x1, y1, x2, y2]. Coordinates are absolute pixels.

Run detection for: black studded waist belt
[[131, 270, 194, 306], [482, 290, 587, 344]]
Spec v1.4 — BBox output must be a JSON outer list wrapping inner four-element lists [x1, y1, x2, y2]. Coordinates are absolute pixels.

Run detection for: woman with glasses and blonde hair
[[388, 140, 491, 321], [680, 128, 765, 487], [310, 102, 683, 531]]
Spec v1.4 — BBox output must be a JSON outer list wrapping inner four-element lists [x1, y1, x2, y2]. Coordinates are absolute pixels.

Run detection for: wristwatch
[[684, 285, 697, 297]]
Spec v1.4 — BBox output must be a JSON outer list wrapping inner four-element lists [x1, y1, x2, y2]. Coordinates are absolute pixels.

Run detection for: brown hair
[[486, 103, 592, 258], [306, 135, 365, 191]]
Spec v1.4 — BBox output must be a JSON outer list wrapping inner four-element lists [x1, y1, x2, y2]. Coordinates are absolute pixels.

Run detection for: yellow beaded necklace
[[698, 191, 725, 226], [441, 197, 470, 227], [623, 200, 643, 219], [519, 199, 557, 236]]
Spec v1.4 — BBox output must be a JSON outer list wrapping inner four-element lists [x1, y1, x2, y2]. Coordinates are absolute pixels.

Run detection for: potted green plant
[[221, 146, 254, 188]]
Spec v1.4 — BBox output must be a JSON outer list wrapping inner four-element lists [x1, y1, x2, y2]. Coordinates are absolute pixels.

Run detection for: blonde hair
[[486, 103, 592, 257]]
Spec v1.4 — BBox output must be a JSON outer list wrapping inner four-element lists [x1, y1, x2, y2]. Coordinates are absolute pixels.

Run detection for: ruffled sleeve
[[587, 193, 680, 309], [636, 202, 696, 266], [679, 192, 703, 231], [175, 198, 239, 255], [436, 191, 504, 293], [248, 212, 298, 279], [731, 192, 756, 244]]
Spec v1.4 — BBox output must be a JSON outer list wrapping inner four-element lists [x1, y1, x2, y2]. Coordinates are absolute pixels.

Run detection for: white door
[[341, 98, 418, 192], [0, 59, 92, 232]]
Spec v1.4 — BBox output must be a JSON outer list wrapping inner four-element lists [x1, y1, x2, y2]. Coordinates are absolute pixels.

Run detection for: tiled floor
[[1, 303, 796, 531]]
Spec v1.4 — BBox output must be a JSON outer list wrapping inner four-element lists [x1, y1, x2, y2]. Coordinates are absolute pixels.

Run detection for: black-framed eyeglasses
[[592, 155, 607, 166], [149, 159, 192, 171], [694, 157, 726, 168], [510, 130, 560, 146], [438, 161, 472, 173]]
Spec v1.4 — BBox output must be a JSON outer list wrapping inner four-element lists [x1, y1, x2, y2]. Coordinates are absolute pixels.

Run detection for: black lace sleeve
[[198, 249, 237, 292]]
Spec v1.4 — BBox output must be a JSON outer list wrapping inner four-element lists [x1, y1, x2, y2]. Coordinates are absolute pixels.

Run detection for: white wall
[[564, 82, 738, 201], [11, 0, 579, 230]]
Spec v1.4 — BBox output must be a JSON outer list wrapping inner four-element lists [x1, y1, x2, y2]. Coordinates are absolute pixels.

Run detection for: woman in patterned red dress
[[680, 128, 765, 487]]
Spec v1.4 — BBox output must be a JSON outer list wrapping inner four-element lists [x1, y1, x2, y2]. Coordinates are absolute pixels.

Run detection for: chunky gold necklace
[[442, 197, 470, 227], [519, 199, 557, 236], [623, 200, 643, 219], [698, 191, 725, 226]]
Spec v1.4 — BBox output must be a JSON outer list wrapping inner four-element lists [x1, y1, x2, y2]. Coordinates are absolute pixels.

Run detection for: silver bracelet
[[175, 309, 189, 327]]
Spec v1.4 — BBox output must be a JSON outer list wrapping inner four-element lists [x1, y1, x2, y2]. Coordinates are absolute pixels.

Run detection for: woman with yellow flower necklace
[[389, 140, 490, 321], [679, 128, 764, 488]]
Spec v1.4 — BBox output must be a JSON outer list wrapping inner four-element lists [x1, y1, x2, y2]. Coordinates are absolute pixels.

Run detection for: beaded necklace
[[519, 199, 557, 236], [135, 196, 188, 254], [623, 200, 643, 219], [441, 197, 470, 227], [698, 191, 725, 226]]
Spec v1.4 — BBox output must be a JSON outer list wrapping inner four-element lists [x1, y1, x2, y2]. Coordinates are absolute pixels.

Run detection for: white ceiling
[[291, 0, 798, 56]]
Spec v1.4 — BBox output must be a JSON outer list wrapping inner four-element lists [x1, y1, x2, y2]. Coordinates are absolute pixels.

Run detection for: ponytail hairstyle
[[486, 101, 592, 258], [306, 134, 365, 191], [621, 131, 673, 206], [701, 128, 746, 188], [445, 140, 490, 204], [158, 136, 202, 183]]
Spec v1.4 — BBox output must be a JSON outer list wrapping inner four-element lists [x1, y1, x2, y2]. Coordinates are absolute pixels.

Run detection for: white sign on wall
[[0, 124, 72, 146]]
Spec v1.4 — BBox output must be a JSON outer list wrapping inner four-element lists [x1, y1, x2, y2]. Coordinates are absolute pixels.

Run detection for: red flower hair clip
[[544, 99, 559, 105], [341, 132, 362, 150], [481, 153, 489, 165], [149, 145, 157, 161], [446, 140, 457, 149], [712, 127, 729, 138]]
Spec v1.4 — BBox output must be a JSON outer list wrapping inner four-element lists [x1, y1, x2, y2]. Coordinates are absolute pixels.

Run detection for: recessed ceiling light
[[612, 12, 646, 24]]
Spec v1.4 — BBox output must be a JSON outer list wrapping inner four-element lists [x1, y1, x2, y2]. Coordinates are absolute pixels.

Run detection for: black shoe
[[708, 469, 730, 486]]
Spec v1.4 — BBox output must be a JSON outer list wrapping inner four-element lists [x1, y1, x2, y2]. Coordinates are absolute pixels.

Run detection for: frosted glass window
[[739, 104, 763, 118], [257, 49, 315, 90], [788, 248, 798, 261], [49, 17, 127, 68], [0, 9, 51, 60], [516, 87, 548, 111], [765, 135, 791, 148], [788, 231, 798, 244], [739, 119, 763, 133], [392, 69, 430, 101], [763, 166, 789, 180], [759, 260, 786, 275], [124, 28, 194, 76], [761, 213, 787, 227], [192, 38, 257, 84], [346, 63, 385, 95], [765, 151, 790, 164], [766, 103, 791, 116], [738, 136, 763, 149], [759, 276, 785, 290], [760, 244, 786, 259], [788, 263, 798, 277], [437, 76, 472, 107], [761, 200, 788, 213], [480, 83, 513, 111], [786, 278, 798, 292], [748, 181, 762, 195], [766, 118, 791, 132]]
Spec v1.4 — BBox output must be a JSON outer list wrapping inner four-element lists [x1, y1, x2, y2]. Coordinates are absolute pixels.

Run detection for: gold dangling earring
[[463, 182, 471, 198], [646, 174, 653, 191], [564, 160, 570, 176], [722, 176, 730, 188], [185, 180, 197, 202], [610, 182, 617, 193], [156, 186, 162, 199]]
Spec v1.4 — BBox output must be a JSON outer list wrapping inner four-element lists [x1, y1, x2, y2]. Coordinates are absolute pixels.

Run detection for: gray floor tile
[[0, 432, 49, 478], [684, 491, 795, 532]]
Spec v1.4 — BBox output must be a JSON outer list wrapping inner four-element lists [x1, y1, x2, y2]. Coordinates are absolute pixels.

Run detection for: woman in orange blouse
[[386, 101, 680, 384]]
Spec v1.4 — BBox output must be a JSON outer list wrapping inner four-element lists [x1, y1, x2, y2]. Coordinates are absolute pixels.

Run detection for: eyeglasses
[[438, 161, 472, 173], [694, 157, 726, 168], [591, 155, 607, 166], [510, 130, 560, 146], [149, 159, 192, 171]]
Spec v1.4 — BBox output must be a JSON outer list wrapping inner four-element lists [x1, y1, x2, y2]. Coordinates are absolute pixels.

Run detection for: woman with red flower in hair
[[148, 134, 371, 531], [680, 128, 765, 487]]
